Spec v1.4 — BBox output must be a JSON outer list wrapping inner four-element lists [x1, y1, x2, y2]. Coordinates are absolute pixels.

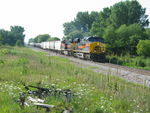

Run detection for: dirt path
[[29, 46, 150, 87]]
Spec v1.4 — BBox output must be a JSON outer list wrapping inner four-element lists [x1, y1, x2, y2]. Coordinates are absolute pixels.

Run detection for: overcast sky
[[0, 0, 149, 42]]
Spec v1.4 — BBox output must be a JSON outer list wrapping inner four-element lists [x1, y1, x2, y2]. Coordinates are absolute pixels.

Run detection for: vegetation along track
[[29, 46, 150, 87]]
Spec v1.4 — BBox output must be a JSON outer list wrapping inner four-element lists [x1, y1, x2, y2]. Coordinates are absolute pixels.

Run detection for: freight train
[[30, 36, 106, 62]]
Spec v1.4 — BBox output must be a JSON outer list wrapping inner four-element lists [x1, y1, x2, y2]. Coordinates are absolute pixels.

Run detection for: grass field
[[0, 46, 150, 113]]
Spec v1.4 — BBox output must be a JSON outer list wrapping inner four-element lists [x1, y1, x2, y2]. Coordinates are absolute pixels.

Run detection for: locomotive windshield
[[88, 37, 104, 43]]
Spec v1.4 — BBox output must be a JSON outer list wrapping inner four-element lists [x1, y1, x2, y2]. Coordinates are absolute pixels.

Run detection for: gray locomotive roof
[[83, 36, 103, 40]]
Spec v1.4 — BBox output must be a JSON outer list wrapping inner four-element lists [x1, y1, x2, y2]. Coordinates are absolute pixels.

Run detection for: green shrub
[[107, 55, 123, 65], [0, 59, 5, 64], [136, 40, 150, 57], [0, 48, 10, 56], [107, 54, 150, 70], [15, 58, 28, 65], [16, 40, 24, 46], [137, 59, 146, 67]]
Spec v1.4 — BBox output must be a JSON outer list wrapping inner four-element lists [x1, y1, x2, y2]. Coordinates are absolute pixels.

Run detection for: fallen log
[[27, 96, 44, 103], [33, 103, 55, 111]]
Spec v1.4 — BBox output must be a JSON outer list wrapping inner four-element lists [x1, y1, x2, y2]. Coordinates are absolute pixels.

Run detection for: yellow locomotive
[[61, 36, 106, 62]]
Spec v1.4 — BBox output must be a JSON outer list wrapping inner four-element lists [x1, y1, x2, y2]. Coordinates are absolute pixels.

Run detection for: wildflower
[[101, 106, 104, 109], [92, 87, 95, 89], [51, 84, 55, 86], [85, 107, 88, 110], [140, 109, 143, 112], [80, 89, 83, 92], [18, 87, 22, 90], [73, 82, 76, 84], [56, 88, 62, 91], [82, 84, 85, 86]]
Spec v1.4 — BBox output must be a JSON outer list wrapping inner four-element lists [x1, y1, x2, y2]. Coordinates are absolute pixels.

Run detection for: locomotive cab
[[87, 37, 106, 62], [73, 36, 106, 62]]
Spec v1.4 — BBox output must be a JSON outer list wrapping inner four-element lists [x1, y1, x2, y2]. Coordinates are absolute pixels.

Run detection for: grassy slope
[[0, 46, 150, 113]]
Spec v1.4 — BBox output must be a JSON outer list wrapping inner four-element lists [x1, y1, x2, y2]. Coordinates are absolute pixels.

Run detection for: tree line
[[29, 34, 60, 43], [63, 0, 150, 57], [0, 26, 25, 46]]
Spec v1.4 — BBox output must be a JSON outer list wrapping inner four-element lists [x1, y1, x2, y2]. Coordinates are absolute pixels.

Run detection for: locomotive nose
[[96, 42, 100, 45], [94, 43, 105, 53], [94, 45, 101, 53]]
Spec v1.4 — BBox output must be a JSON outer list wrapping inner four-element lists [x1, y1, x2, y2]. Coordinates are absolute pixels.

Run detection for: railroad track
[[30, 46, 150, 76]]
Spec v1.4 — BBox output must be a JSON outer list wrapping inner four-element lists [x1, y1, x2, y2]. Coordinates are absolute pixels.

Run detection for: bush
[[0, 59, 5, 64], [136, 59, 146, 67], [107, 55, 123, 65], [16, 40, 24, 46], [0, 48, 10, 56], [136, 40, 150, 57]]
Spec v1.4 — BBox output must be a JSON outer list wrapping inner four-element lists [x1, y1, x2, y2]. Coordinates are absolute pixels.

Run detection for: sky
[[0, 0, 149, 42]]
